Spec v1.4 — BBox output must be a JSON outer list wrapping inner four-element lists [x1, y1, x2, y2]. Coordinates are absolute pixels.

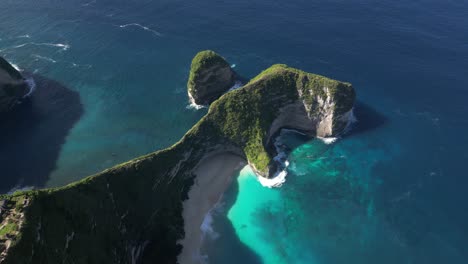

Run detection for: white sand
[[178, 154, 246, 264]]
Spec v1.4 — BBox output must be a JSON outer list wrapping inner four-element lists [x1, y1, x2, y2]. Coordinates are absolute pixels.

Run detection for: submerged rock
[[0, 57, 28, 115], [187, 50, 236, 105]]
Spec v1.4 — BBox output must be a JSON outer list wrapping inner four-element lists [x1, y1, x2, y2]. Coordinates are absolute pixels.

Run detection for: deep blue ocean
[[1, 0, 468, 263]]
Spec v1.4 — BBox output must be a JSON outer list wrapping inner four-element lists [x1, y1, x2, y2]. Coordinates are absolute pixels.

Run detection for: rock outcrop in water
[[0, 54, 355, 264], [187, 50, 237, 105], [0, 57, 28, 115]]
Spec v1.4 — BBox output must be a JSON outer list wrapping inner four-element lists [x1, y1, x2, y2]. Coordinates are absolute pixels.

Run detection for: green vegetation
[[0, 221, 17, 237], [1, 61, 355, 263], [187, 50, 230, 94]]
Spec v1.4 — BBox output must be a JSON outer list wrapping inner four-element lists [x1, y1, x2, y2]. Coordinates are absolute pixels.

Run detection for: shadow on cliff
[[0, 73, 83, 193], [346, 101, 387, 137], [201, 173, 263, 264]]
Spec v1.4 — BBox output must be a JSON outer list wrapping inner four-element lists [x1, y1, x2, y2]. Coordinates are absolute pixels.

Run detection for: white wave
[[23, 77, 37, 97], [257, 130, 291, 188], [118, 23, 162, 37], [317, 137, 338, 144], [10, 63, 22, 71], [230, 64, 236, 68], [70, 62, 92, 69], [318, 108, 357, 144], [186, 101, 206, 110], [1, 42, 70, 52], [257, 160, 289, 188], [33, 54, 57, 63], [228, 80, 243, 91], [17, 34, 31, 39], [82, 0, 96, 7]]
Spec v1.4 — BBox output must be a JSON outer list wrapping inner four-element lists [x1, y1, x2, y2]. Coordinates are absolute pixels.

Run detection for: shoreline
[[178, 153, 246, 264]]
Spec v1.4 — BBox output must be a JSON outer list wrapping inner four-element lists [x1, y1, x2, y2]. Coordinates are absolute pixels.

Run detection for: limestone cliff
[[0, 57, 28, 115], [187, 50, 236, 105], [0, 61, 355, 264]]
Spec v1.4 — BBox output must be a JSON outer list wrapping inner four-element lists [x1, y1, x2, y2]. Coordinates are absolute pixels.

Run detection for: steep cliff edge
[[0, 57, 28, 115], [0, 62, 355, 264], [187, 50, 236, 105]]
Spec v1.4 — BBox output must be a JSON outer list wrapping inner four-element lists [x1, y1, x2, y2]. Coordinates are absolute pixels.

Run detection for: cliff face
[[0, 57, 28, 115], [208, 64, 355, 177], [0, 63, 355, 264], [187, 50, 236, 105]]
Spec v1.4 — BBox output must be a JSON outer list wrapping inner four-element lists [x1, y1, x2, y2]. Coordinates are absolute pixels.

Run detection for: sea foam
[[257, 130, 291, 188], [317, 136, 338, 144], [186, 101, 206, 110]]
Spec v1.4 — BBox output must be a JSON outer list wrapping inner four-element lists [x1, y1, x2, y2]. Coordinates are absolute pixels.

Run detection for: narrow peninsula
[[0, 52, 355, 263]]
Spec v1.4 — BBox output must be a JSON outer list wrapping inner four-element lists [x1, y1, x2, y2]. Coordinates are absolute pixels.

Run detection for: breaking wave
[[186, 101, 206, 110], [317, 136, 338, 144], [257, 130, 291, 188]]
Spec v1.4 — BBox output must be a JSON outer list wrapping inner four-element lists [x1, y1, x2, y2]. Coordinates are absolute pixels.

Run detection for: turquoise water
[[1, 0, 468, 263]]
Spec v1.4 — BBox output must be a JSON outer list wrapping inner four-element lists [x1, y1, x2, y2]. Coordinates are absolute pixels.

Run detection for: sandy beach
[[178, 153, 246, 264]]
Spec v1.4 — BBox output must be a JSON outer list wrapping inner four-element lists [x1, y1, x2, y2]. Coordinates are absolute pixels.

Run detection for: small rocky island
[[188, 50, 237, 105], [0, 51, 355, 264], [0, 57, 29, 115]]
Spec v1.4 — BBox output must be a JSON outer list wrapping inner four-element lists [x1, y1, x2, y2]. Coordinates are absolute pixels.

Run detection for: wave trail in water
[[118, 23, 162, 37], [33, 54, 57, 63], [257, 129, 291, 188], [0, 42, 70, 52]]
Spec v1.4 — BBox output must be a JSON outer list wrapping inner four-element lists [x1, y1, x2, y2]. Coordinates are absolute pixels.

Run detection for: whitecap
[[230, 64, 236, 68], [10, 63, 22, 71], [257, 161, 289, 188], [317, 137, 338, 144], [17, 34, 31, 39], [257, 129, 291, 188], [118, 23, 162, 37]]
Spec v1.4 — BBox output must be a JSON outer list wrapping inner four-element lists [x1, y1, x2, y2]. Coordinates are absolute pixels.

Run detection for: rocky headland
[[187, 50, 237, 106], [0, 52, 355, 264]]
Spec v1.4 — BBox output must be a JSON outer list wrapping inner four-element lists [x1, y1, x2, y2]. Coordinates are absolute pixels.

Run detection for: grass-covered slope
[[0, 64, 355, 264], [208, 64, 355, 174]]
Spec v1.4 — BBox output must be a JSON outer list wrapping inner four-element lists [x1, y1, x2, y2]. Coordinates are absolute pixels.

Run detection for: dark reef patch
[[0, 73, 83, 193]]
